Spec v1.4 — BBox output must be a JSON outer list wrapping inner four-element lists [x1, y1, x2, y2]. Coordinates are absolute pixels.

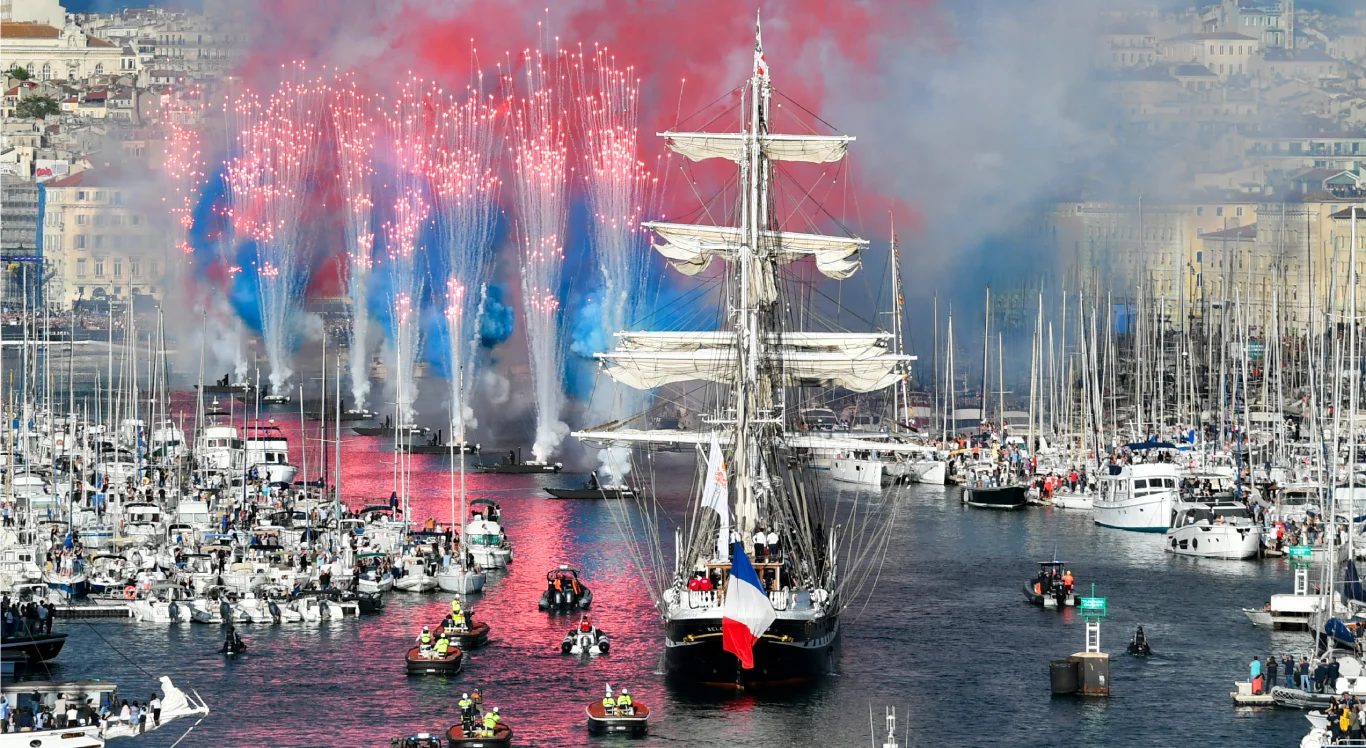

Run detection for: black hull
[[404, 444, 480, 455], [544, 487, 632, 500], [482, 463, 560, 474], [963, 486, 1027, 509], [197, 385, 253, 394], [664, 614, 837, 686], [1, 632, 67, 663], [539, 587, 592, 611], [441, 622, 491, 650], [405, 647, 463, 675], [356, 591, 386, 614]]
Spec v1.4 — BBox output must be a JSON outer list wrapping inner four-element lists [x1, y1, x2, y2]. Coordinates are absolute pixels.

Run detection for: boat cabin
[[1, 679, 120, 727]]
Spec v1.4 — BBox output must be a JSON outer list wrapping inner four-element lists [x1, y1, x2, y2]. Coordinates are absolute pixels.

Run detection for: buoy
[[124, 585, 137, 600]]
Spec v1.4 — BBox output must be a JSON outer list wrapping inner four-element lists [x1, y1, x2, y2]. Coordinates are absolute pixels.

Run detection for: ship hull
[[664, 613, 837, 686]]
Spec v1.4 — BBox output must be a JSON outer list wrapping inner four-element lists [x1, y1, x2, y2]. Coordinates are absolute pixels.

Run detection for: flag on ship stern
[[722, 541, 776, 669]]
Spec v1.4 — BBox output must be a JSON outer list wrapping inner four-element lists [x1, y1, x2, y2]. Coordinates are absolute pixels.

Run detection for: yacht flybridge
[[573, 17, 905, 685]]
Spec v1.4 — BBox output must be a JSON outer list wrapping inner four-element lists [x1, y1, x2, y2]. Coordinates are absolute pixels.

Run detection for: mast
[[981, 287, 990, 431]]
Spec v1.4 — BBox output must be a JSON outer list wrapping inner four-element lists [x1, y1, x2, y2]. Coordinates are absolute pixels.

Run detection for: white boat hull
[[436, 569, 486, 594], [1093, 491, 1176, 532], [394, 575, 439, 593], [1051, 493, 1094, 510], [831, 457, 888, 487], [1165, 523, 1261, 559], [905, 460, 946, 485]]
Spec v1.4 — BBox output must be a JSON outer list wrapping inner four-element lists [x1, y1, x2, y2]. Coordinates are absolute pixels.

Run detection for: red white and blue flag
[[722, 540, 776, 669]]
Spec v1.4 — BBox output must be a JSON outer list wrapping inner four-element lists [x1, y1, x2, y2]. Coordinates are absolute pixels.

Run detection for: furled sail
[[647, 222, 865, 284], [598, 334, 907, 392], [662, 132, 852, 164]]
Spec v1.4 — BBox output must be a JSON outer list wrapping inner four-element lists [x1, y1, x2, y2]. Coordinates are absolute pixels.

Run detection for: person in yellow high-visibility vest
[[450, 595, 462, 615], [434, 635, 450, 657], [616, 689, 633, 714]]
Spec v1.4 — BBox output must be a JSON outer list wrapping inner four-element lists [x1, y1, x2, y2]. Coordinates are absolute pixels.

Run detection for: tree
[[15, 96, 59, 119], [8, 66, 31, 82]]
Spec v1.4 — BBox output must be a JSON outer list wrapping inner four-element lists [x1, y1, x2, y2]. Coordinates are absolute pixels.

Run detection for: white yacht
[[245, 425, 299, 484], [1165, 502, 1261, 559], [195, 424, 243, 473], [1093, 463, 1180, 532]]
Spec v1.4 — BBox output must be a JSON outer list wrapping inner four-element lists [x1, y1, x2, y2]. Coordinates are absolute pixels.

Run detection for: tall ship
[[574, 19, 907, 686]]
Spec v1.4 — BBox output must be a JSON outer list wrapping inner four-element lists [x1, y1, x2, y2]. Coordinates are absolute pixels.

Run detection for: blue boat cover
[[1347, 561, 1366, 604], [1326, 617, 1356, 645]]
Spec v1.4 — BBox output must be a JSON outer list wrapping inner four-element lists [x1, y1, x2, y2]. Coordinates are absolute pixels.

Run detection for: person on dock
[[1300, 657, 1312, 691], [1314, 660, 1329, 693], [1283, 655, 1295, 689], [1249, 657, 1263, 694], [1266, 655, 1278, 690]]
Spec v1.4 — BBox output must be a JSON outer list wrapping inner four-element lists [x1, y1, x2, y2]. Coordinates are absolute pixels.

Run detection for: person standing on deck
[[1249, 657, 1263, 694], [1266, 655, 1278, 691], [1283, 655, 1295, 688]]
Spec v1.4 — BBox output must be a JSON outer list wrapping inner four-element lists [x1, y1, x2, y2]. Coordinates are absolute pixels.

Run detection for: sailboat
[[573, 18, 905, 685], [437, 372, 486, 594]]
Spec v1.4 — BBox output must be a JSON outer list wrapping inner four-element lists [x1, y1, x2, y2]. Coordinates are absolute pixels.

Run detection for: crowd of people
[[0, 690, 161, 735], [1, 594, 54, 636]]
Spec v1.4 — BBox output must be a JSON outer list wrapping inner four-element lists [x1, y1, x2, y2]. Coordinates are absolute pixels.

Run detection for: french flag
[[722, 540, 776, 669]]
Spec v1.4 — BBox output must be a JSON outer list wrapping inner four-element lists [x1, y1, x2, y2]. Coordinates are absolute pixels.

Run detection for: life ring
[[124, 585, 137, 600]]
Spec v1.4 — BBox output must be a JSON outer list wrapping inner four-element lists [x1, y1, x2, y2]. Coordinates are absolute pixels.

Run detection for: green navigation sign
[[1289, 546, 1312, 560]]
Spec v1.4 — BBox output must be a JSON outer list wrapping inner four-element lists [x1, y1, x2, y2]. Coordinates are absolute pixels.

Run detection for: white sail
[[598, 345, 907, 391], [663, 132, 852, 164], [647, 222, 865, 284], [612, 330, 893, 356]]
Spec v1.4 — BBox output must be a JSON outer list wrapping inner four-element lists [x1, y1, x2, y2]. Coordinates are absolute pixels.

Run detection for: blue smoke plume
[[229, 240, 264, 333], [479, 284, 514, 348]]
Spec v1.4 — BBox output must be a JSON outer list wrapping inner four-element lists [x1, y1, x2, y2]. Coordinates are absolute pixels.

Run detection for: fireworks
[[571, 46, 666, 480], [330, 75, 378, 410], [510, 47, 571, 462], [426, 81, 502, 438], [223, 64, 327, 394]]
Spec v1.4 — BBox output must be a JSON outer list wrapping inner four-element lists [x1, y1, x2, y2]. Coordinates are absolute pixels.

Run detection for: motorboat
[[1166, 502, 1261, 560], [130, 583, 196, 623], [1022, 560, 1076, 608], [0, 676, 208, 747], [1050, 491, 1094, 510], [287, 594, 345, 622], [436, 564, 486, 594], [587, 699, 649, 736], [438, 620, 491, 650], [903, 457, 947, 485], [220, 628, 247, 657], [405, 644, 463, 675], [962, 484, 1027, 509], [1244, 561, 1325, 630], [1126, 626, 1152, 656], [479, 447, 561, 474], [356, 553, 396, 593], [393, 555, 439, 593], [244, 425, 298, 484], [539, 565, 593, 611], [1093, 462, 1180, 532], [545, 474, 635, 500], [562, 620, 611, 655], [464, 500, 512, 569], [389, 733, 445, 748], [447, 722, 512, 748]]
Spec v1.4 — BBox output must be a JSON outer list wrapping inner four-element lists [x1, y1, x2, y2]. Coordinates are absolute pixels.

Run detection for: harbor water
[[20, 423, 1314, 747]]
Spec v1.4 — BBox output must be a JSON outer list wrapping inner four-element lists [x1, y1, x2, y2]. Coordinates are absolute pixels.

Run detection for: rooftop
[[1202, 223, 1257, 240], [1, 22, 60, 39], [1164, 32, 1258, 42], [46, 163, 151, 188]]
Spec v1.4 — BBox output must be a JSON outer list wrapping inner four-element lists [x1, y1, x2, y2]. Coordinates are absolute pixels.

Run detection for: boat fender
[[599, 638, 610, 654], [269, 601, 281, 621], [124, 585, 138, 600], [168, 602, 180, 621]]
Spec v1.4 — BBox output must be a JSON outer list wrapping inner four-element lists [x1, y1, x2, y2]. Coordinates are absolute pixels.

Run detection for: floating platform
[[1231, 680, 1276, 706], [587, 702, 650, 735]]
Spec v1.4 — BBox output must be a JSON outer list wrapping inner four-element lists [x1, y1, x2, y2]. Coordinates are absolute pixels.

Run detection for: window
[[112, 236, 122, 250], [41, 63, 51, 80], [94, 214, 106, 227], [1197, 206, 1204, 216], [131, 215, 140, 226], [94, 260, 104, 277], [113, 261, 122, 277], [94, 192, 105, 201], [1196, 251, 1203, 262], [94, 63, 103, 75], [76, 214, 88, 225], [112, 192, 123, 206], [130, 260, 140, 276], [75, 235, 87, 249], [76, 191, 87, 201], [94, 235, 103, 249], [111, 215, 123, 226], [149, 261, 158, 275], [1236, 207, 1244, 217], [77, 259, 86, 278], [1216, 207, 1224, 217]]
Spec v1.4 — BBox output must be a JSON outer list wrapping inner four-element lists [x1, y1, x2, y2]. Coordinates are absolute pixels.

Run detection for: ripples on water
[[22, 422, 1312, 746]]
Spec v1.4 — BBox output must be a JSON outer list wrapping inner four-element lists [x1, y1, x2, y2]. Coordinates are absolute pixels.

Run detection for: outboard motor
[[268, 601, 282, 622], [219, 601, 233, 623], [579, 588, 593, 610], [168, 601, 181, 622]]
